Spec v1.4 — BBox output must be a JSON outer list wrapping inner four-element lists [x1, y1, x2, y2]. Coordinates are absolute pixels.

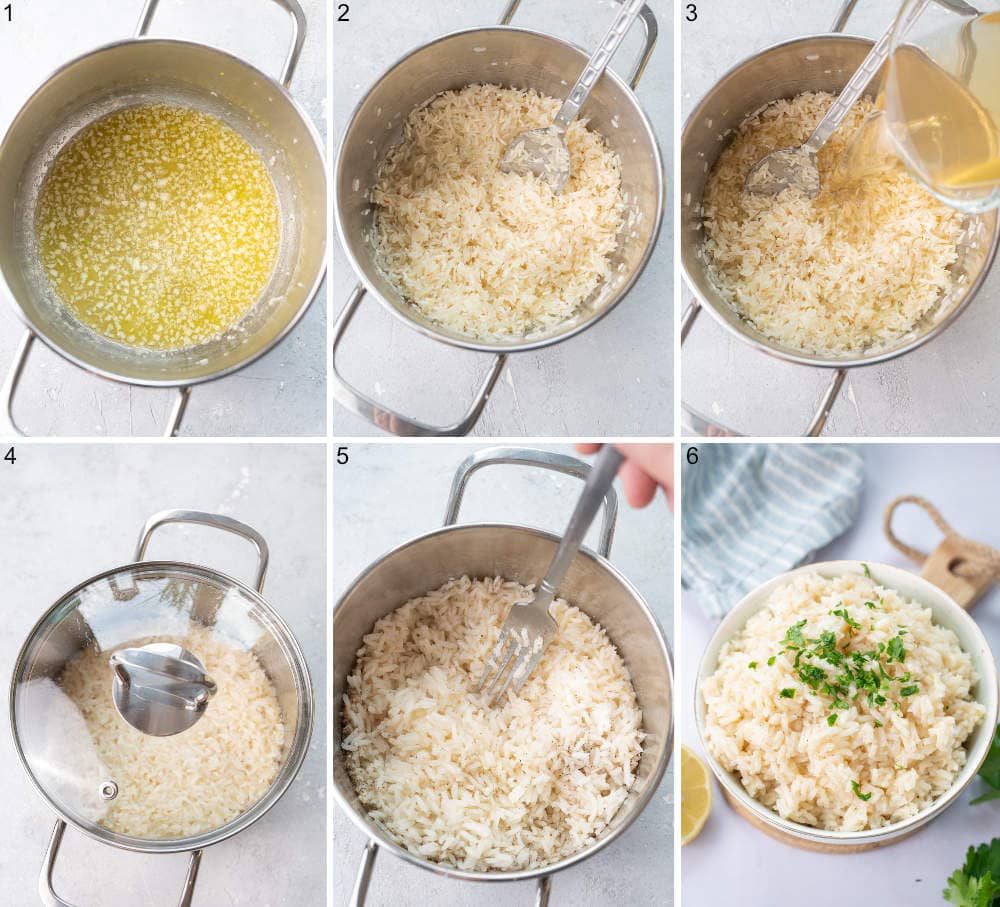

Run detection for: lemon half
[[681, 744, 713, 845]]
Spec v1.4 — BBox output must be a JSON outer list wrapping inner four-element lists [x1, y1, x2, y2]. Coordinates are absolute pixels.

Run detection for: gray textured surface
[[332, 442, 674, 906], [682, 444, 1000, 906], [680, 0, 1000, 437], [0, 0, 327, 437], [331, 0, 673, 437], [0, 443, 326, 904]]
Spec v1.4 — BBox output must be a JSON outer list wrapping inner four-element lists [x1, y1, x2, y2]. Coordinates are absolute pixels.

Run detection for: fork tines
[[476, 627, 544, 706]]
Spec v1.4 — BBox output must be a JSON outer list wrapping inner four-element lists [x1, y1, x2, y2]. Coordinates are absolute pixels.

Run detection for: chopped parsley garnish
[[874, 720, 883, 728], [887, 635, 906, 663], [771, 615, 920, 722], [862, 563, 872, 578], [783, 619, 807, 649], [830, 607, 861, 630], [748, 661, 758, 670], [865, 601, 877, 610], [851, 780, 872, 801], [827, 714, 838, 726]]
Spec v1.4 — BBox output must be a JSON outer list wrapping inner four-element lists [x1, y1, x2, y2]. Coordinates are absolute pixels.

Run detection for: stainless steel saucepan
[[679, 0, 1000, 436], [332, 448, 673, 904], [10, 509, 314, 907], [332, 0, 663, 436], [0, 0, 327, 437]]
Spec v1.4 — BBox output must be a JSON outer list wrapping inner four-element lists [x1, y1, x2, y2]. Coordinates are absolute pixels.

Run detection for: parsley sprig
[[943, 839, 1000, 907], [971, 724, 1000, 805]]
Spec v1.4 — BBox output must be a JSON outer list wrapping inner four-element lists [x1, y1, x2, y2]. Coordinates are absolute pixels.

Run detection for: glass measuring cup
[[882, 0, 1000, 213]]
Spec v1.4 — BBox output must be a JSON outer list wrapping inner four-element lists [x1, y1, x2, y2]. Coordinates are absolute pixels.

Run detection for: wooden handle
[[722, 789, 922, 853], [884, 496, 1000, 610], [919, 536, 995, 610]]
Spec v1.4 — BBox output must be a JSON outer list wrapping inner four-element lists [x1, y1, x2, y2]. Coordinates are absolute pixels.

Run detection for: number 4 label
[[4, 446, 15, 464]]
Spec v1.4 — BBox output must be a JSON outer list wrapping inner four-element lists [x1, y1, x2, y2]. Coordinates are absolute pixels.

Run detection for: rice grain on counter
[[701, 92, 964, 356], [60, 623, 285, 839], [702, 571, 985, 831], [371, 84, 625, 339], [342, 575, 644, 871]]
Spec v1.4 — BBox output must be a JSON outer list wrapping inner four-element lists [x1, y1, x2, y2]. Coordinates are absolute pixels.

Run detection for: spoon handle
[[536, 445, 625, 605], [554, 0, 647, 131], [804, 0, 932, 155]]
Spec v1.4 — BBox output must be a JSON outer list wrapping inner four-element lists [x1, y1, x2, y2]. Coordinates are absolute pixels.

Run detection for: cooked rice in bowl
[[371, 84, 625, 340], [341, 575, 644, 871], [701, 571, 985, 832], [701, 91, 964, 357]]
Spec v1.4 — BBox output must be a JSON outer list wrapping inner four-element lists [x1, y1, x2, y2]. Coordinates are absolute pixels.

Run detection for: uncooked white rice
[[371, 84, 625, 339], [342, 575, 644, 871], [702, 92, 964, 356], [60, 623, 285, 839], [702, 571, 985, 831]]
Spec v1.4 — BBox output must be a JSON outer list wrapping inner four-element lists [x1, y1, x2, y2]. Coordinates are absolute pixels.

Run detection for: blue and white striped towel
[[682, 445, 865, 619]]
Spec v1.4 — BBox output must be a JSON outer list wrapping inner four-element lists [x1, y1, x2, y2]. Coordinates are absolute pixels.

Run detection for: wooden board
[[722, 789, 925, 853]]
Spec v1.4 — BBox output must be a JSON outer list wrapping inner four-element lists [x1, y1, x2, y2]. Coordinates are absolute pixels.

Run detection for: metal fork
[[476, 445, 625, 705]]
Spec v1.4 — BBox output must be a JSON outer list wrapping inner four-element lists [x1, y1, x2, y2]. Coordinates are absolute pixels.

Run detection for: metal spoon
[[744, 0, 935, 198], [500, 0, 646, 193]]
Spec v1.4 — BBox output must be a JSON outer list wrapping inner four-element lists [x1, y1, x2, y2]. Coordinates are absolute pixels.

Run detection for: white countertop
[[0, 0, 328, 437], [331, 0, 673, 437], [332, 442, 674, 905], [680, 0, 1000, 437], [681, 444, 1000, 906], [0, 443, 327, 904]]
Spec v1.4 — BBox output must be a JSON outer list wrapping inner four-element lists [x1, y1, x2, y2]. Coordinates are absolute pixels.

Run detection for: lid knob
[[110, 643, 217, 737]]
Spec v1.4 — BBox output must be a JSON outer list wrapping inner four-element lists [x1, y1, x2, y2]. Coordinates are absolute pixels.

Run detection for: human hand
[[576, 443, 674, 509]]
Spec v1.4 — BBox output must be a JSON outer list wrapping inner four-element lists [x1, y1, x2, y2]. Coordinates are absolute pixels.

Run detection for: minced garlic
[[36, 104, 279, 350]]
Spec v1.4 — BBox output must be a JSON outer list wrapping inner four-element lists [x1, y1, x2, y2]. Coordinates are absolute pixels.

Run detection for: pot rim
[[680, 32, 1000, 370], [0, 35, 328, 389], [693, 559, 1000, 846], [333, 24, 665, 355], [9, 558, 315, 854], [331, 520, 674, 882]]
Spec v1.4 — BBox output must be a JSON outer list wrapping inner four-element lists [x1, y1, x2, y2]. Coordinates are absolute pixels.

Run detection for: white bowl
[[695, 560, 1000, 848]]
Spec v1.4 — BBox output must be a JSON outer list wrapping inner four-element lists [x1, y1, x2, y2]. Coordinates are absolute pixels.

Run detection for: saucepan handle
[[348, 841, 552, 906], [331, 284, 508, 437], [39, 820, 202, 907], [498, 0, 657, 89], [805, 369, 847, 437], [679, 305, 847, 437], [830, 0, 976, 32], [135, 509, 270, 593], [444, 446, 618, 558], [678, 303, 742, 437], [0, 331, 190, 438], [831, 0, 863, 32], [136, 0, 307, 87]]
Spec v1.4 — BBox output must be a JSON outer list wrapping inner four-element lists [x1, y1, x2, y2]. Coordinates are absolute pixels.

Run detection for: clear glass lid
[[11, 561, 309, 847]]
